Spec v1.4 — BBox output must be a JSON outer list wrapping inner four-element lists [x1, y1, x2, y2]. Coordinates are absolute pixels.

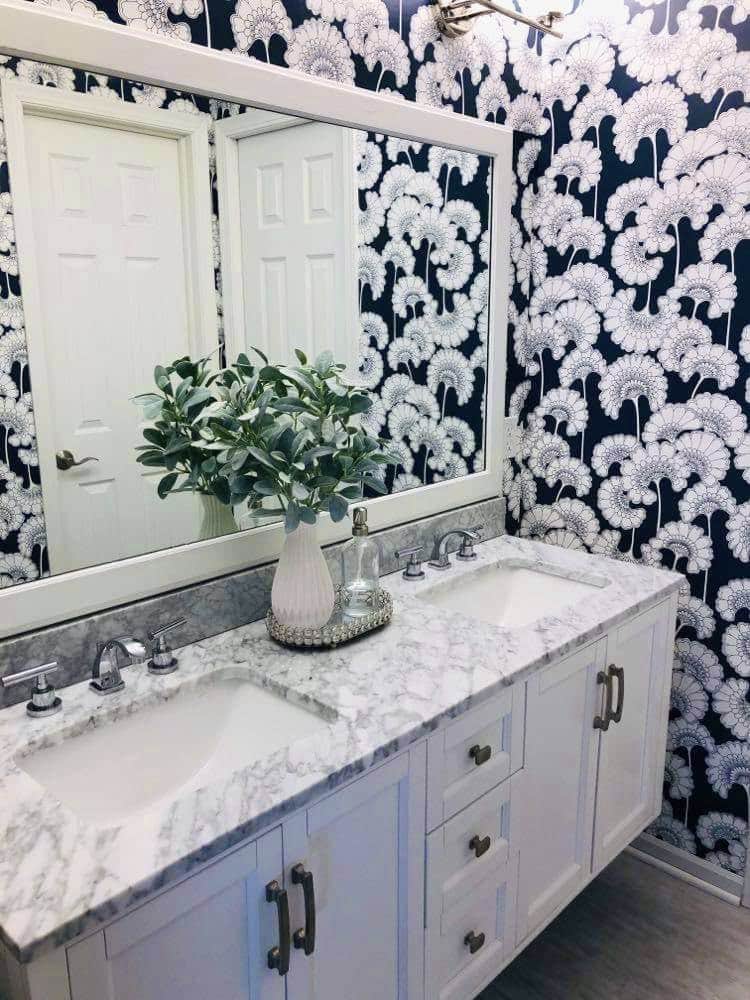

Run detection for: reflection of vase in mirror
[[198, 494, 238, 541], [271, 523, 335, 630]]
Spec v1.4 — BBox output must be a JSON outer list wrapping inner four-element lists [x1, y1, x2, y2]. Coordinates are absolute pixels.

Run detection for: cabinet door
[[285, 744, 426, 1000], [67, 830, 285, 1000], [515, 640, 605, 946], [592, 600, 674, 872]]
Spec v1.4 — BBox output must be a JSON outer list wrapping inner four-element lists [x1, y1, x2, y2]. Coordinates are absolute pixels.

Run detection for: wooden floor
[[478, 853, 750, 1000]]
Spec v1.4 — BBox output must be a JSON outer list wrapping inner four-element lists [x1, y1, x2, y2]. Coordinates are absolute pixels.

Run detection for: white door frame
[[214, 111, 359, 377], [3, 79, 218, 576], [0, 1, 512, 637]]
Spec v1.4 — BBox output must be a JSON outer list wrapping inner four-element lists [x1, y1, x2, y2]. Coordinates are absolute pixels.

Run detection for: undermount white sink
[[18, 674, 330, 826], [418, 561, 607, 628]]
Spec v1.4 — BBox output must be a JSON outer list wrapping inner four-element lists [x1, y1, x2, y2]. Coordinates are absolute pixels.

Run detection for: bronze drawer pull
[[291, 863, 316, 956], [465, 930, 486, 954], [610, 664, 625, 724], [593, 670, 612, 731], [469, 834, 491, 858], [469, 744, 492, 766], [266, 880, 291, 976]]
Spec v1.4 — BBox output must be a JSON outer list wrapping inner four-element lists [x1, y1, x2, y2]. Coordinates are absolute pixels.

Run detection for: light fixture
[[436, 0, 565, 39]]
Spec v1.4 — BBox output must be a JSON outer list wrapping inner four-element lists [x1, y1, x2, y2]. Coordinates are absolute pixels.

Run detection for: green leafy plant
[[135, 348, 398, 533]]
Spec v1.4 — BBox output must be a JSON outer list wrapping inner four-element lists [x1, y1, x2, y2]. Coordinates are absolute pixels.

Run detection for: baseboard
[[628, 835, 743, 905]]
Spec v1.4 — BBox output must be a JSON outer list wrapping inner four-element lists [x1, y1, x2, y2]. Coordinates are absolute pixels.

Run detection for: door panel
[[67, 832, 284, 1000], [236, 120, 358, 376], [593, 601, 673, 872], [515, 640, 605, 945], [285, 745, 426, 1000], [24, 113, 209, 572]]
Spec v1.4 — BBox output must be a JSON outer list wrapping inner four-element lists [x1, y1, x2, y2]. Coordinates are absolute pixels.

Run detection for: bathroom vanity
[[0, 537, 680, 1000]]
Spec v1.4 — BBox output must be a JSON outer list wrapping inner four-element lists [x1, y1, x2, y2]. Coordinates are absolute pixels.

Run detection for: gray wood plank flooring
[[478, 853, 750, 1000]]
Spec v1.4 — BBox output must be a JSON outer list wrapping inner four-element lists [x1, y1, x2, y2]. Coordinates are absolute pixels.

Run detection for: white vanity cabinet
[[66, 831, 285, 1000], [283, 746, 426, 1000], [513, 638, 605, 944], [3, 597, 677, 1000], [422, 596, 676, 999], [591, 603, 674, 872], [515, 599, 676, 950], [35, 742, 427, 1000], [424, 685, 524, 1000]]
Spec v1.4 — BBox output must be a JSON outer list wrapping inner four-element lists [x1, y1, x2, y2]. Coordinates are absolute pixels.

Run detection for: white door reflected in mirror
[[19, 101, 216, 574], [217, 110, 360, 380]]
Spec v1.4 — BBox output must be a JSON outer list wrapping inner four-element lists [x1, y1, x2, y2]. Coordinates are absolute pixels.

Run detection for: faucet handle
[[395, 545, 425, 581], [148, 617, 186, 675], [1, 661, 61, 719], [457, 525, 483, 561]]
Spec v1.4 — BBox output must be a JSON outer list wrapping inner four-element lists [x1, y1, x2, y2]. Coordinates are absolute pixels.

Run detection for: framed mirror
[[0, 3, 511, 636]]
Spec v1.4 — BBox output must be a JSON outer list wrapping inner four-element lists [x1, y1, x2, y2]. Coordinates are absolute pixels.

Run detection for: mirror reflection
[[0, 61, 492, 586]]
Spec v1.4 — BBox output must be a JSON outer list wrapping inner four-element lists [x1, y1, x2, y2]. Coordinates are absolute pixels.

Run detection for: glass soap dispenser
[[341, 507, 380, 618]]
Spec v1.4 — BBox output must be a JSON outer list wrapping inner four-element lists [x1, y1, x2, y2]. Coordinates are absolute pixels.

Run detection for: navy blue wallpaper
[[357, 133, 490, 492], [502, 1, 750, 876], [0, 0, 748, 875]]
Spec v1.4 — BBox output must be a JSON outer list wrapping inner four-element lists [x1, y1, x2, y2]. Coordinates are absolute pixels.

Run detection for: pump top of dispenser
[[352, 507, 369, 537]]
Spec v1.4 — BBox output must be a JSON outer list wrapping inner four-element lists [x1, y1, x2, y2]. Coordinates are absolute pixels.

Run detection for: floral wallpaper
[[0, 0, 748, 876], [501, 0, 750, 880], [356, 134, 490, 491]]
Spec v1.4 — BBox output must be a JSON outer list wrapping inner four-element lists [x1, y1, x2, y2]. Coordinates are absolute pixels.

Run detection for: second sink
[[418, 560, 607, 628]]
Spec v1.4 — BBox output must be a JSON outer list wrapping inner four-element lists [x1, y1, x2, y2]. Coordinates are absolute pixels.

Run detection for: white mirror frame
[[0, 1, 512, 638]]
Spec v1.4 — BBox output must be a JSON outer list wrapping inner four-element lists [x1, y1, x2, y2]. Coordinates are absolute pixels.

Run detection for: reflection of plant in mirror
[[135, 349, 398, 533]]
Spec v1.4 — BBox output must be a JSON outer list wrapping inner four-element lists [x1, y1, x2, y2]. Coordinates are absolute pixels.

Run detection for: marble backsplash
[[0, 498, 504, 710]]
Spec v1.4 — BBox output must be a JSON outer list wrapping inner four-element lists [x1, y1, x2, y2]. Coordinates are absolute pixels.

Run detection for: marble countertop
[[0, 535, 681, 963]]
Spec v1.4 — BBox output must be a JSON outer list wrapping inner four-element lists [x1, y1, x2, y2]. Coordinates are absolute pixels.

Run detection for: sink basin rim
[[15, 668, 337, 828], [416, 556, 610, 629]]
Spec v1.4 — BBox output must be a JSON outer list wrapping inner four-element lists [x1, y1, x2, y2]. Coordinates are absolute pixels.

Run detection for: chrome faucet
[[90, 636, 147, 695], [429, 526, 482, 571]]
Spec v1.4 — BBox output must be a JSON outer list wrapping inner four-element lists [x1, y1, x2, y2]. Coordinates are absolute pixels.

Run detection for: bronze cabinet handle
[[266, 880, 291, 976], [469, 744, 492, 766], [469, 834, 491, 859], [593, 669, 612, 731], [291, 863, 316, 956], [609, 664, 625, 724], [55, 450, 99, 471], [464, 930, 486, 955]]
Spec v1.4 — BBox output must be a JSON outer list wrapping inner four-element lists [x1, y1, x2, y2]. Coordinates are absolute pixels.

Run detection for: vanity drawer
[[427, 779, 513, 915], [427, 683, 524, 830], [425, 854, 518, 1000]]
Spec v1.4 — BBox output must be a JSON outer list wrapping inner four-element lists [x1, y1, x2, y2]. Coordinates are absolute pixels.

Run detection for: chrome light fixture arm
[[437, 0, 564, 39]]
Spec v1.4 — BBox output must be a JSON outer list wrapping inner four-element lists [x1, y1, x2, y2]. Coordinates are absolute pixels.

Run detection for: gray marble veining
[[0, 498, 505, 711], [0, 534, 681, 964]]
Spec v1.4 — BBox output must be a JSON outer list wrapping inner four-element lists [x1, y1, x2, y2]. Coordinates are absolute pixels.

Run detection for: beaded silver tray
[[266, 588, 393, 649]]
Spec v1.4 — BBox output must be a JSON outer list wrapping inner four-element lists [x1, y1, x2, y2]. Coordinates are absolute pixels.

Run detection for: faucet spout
[[429, 528, 481, 570], [91, 636, 146, 695]]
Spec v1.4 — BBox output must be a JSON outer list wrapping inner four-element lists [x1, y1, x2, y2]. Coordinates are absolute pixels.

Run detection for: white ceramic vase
[[272, 522, 335, 629], [198, 494, 238, 541]]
